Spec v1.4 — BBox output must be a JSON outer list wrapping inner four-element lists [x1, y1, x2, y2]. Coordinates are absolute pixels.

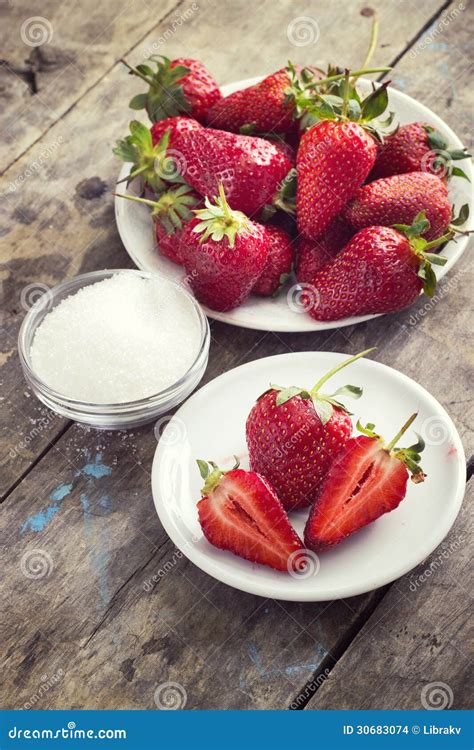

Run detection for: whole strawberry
[[253, 225, 294, 296], [304, 414, 426, 551], [115, 185, 201, 265], [305, 214, 450, 321], [180, 185, 270, 311], [246, 350, 372, 511], [207, 65, 323, 135], [158, 118, 292, 217], [296, 217, 353, 283], [369, 122, 470, 181], [123, 56, 222, 124], [344, 172, 452, 241], [297, 120, 377, 239]]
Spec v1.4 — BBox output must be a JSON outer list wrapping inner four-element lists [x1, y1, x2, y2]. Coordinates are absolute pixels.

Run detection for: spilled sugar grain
[[30, 273, 202, 403]]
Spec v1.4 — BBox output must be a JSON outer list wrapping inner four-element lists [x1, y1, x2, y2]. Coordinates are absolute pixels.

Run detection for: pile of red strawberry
[[114, 54, 469, 319], [196, 350, 427, 573]]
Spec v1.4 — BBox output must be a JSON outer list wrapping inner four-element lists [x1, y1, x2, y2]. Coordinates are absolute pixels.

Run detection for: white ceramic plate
[[152, 352, 466, 601], [116, 77, 473, 332]]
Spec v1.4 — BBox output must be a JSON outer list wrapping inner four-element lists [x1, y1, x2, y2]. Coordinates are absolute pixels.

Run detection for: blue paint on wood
[[20, 483, 73, 533], [20, 452, 112, 534]]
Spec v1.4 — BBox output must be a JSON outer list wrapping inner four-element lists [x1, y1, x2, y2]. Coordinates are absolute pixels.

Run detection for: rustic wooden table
[[1, 0, 472, 711]]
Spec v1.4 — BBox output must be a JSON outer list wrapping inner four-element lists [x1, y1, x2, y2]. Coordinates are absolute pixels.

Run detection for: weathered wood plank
[[0, 0, 448, 498], [306, 482, 472, 710], [0, 0, 180, 172]]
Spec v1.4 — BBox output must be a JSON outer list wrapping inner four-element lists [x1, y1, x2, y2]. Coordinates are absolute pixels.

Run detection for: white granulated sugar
[[30, 273, 201, 404]]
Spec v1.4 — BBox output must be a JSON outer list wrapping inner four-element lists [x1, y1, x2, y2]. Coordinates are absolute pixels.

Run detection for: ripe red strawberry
[[180, 185, 270, 311], [124, 56, 222, 124], [343, 172, 452, 241], [207, 65, 323, 135], [296, 217, 353, 283], [253, 225, 294, 296], [369, 122, 470, 181], [150, 116, 200, 146], [246, 350, 372, 511], [196, 459, 305, 572], [114, 185, 201, 265], [171, 122, 292, 217], [296, 120, 377, 239], [305, 215, 450, 321], [304, 414, 426, 550]]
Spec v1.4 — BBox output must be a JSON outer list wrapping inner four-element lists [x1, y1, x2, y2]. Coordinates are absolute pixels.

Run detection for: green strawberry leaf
[[448, 148, 471, 160], [274, 386, 310, 406], [451, 203, 470, 226], [422, 253, 447, 266], [360, 83, 389, 121], [425, 126, 447, 151], [331, 384, 363, 400], [356, 419, 379, 439], [312, 397, 333, 426], [196, 459, 210, 480], [129, 93, 148, 110], [451, 166, 470, 181]]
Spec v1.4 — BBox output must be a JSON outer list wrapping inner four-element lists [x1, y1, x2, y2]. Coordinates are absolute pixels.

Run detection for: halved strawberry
[[196, 460, 305, 572], [304, 414, 426, 550]]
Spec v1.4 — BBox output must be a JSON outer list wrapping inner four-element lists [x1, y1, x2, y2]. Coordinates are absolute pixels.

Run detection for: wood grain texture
[[1, 0, 472, 711], [0, 0, 180, 172]]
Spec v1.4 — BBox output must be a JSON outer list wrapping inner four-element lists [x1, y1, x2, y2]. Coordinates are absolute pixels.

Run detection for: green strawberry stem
[[307, 67, 391, 89], [360, 11, 379, 71], [422, 232, 454, 250], [340, 70, 351, 118], [114, 185, 198, 233], [121, 58, 152, 85], [197, 457, 239, 495], [311, 348, 375, 395], [386, 412, 418, 452], [113, 192, 158, 209], [358, 414, 425, 480]]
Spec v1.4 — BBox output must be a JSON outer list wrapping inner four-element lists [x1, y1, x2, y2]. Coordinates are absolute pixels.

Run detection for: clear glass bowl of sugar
[[18, 270, 210, 429]]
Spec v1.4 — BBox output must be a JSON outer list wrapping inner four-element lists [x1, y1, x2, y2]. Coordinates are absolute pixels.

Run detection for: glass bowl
[[18, 269, 210, 429]]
